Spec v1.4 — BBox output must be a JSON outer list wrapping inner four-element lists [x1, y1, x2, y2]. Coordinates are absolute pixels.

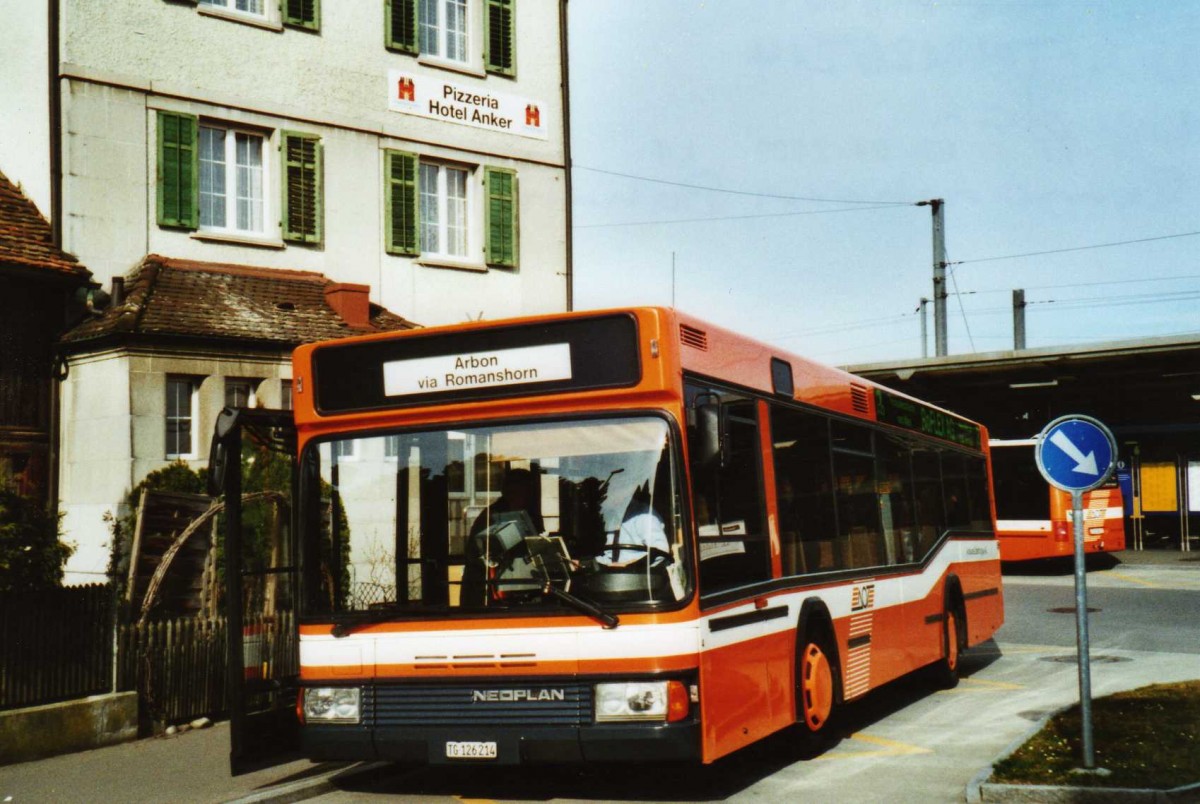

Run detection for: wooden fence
[[2, 582, 297, 727], [116, 611, 297, 726], [0, 584, 114, 710]]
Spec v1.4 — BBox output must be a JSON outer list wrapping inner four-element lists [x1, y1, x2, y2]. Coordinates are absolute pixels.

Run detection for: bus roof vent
[[850, 383, 871, 413], [680, 324, 709, 351]]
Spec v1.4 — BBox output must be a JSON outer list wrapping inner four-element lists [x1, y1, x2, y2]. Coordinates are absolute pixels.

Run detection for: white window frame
[[199, 123, 270, 238], [166, 377, 200, 459], [224, 377, 260, 409], [198, 0, 267, 19], [331, 439, 359, 462], [419, 161, 473, 262], [280, 379, 293, 411], [384, 435, 402, 460], [418, 0, 484, 74]]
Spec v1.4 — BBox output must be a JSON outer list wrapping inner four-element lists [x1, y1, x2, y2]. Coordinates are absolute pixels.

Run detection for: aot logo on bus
[[851, 584, 876, 612]]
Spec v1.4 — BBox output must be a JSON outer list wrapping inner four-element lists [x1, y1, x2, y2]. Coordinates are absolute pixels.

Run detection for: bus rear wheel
[[930, 604, 963, 690], [796, 630, 839, 751]]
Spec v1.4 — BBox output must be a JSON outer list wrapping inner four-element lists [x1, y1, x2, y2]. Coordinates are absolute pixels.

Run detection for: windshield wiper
[[541, 580, 619, 629]]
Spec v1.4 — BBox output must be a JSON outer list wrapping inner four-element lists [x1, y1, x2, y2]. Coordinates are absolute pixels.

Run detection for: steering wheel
[[598, 543, 675, 566]]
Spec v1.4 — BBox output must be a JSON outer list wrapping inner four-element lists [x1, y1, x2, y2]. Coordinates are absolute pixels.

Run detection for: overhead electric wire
[[948, 264, 976, 352], [572, 164, 914, 206], [575, 203, 909, 229], [950, 272, 1200, 297], [770, 286, 1200, 348], [949, 230, 1200, 266]]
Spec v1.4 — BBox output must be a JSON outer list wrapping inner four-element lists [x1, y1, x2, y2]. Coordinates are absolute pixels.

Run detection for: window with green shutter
[[385, 150, 420, 256], [157, 112, 199, 229], [484, 0, 515, 76], [282, 132, 323, 244], [283, 0, 320, 30], [385, 0, 417, 54], [484, 167, 518, 268]]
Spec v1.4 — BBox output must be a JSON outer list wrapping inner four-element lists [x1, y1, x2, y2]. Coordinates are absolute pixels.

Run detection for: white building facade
[[0, 0, 572, 583], [11, 0, 571, 322]]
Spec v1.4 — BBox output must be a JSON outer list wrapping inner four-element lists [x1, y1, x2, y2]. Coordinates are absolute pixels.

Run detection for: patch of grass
[[991, 680, 1200, 789]]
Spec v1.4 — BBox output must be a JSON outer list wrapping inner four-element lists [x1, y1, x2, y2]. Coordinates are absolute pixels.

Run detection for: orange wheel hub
[[801, 642, 833, 730]]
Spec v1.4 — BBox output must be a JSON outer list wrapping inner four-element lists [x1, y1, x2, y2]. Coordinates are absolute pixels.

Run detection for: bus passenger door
[[686, 385, 786, 757], [210, 408, 301, 775]]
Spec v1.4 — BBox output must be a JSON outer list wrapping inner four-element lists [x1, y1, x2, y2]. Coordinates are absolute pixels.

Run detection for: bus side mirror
[[695, 400, 725, 469], [206, 408, 239, 497]]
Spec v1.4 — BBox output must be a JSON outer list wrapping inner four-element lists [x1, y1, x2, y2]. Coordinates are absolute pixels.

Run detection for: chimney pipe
[[324, 283, 371, 329], [111, 276, 125, 307]]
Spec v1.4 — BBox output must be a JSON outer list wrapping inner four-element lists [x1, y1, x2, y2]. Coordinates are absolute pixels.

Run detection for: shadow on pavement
[[1002, 552, 1119, 577]]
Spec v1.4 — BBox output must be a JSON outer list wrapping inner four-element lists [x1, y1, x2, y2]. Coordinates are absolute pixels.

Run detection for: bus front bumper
[[302, 721, 702, 765]]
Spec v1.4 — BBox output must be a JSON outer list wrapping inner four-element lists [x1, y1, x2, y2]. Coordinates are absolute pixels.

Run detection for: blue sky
[[567, 2, 1200, 366]]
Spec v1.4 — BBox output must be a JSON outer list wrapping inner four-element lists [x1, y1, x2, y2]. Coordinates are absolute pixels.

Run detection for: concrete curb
[[225, 761, 398, 804], [976, 780, 1200, 802], [965, 704, 1200, 803]]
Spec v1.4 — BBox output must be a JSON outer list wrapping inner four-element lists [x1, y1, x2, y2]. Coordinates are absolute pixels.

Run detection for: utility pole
[[1013, 289, 1027, 350], [917, 297, 930, 358], [917, 199, 947, 356]]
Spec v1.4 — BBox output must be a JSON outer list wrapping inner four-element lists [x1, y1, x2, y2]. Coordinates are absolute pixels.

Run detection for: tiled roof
[[0, 169, 89, 278], [62, 255, 417, 350]]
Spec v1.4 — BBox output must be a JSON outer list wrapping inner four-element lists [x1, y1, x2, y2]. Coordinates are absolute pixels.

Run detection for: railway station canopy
[[849, 334, 1200, 551]]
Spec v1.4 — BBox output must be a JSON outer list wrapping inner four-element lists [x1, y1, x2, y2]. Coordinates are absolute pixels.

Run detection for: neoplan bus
[[991, 438, 1126, 563], [210, 308, 1003, 772]]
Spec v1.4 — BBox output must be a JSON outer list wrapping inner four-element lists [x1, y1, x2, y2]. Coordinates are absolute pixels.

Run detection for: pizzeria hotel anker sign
[[388, 70, 548, 140]]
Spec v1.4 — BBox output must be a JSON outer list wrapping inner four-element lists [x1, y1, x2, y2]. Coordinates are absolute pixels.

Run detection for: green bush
[[0, 483, 73, 592]]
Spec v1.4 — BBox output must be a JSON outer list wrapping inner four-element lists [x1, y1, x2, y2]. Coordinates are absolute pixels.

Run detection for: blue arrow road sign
[[1035, 415, 1117, 493]]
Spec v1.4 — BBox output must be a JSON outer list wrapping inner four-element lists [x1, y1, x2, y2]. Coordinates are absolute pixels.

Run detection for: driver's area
[[302, 416, 692, 620]]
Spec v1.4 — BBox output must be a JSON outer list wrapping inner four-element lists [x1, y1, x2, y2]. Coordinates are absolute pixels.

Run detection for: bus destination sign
[[383, 344, 572, 397], [874, 388, 981, 450], [311, 314, 641, 414]]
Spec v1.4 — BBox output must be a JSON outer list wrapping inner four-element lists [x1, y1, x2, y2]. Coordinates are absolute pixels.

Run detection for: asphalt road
[[307, 558, 1200, 804]]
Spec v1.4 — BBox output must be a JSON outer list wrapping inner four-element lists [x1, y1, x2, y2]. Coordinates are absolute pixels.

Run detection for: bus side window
[[911, 449, 945, 560], [830, 420, 886, 570], [686, 384, 771, 596], [876, 433, 918, 565], [770, 404, 837, 575]]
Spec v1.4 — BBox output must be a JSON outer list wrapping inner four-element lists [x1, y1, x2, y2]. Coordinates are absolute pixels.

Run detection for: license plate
[[445, 741, 498, 760]]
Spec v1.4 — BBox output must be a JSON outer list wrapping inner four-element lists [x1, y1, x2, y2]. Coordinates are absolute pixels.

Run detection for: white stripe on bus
[[301, 540, 998, 668]]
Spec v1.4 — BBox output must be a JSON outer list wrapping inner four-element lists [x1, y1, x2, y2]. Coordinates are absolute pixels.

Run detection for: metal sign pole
[[1036, 414, 1116, 772], [1071, 488, 1096, 768]]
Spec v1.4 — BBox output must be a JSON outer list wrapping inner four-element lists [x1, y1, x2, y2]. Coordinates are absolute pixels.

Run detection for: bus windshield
[[304, 415, 690, 617]]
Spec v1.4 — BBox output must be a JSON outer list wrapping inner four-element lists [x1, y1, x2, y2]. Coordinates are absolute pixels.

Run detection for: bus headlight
[[594, 681, 689, 722], [302, 687, 361, 724]]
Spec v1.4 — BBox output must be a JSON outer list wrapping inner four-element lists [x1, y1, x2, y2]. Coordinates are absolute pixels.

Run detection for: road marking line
[[815, 733, 933, 761], [1104, 571, 1160, 588]]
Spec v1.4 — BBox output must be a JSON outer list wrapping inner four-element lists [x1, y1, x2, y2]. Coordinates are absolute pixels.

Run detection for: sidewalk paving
[[0, 721, 370, 804]]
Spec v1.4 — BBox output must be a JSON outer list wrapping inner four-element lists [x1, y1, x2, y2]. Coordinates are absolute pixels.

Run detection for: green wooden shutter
[[484, 167, 518, 268], [385, 150, 419, 256], [281, 132, 323, 244], [385, 0, 417, 54], [484, 0, 516, 76], [283, 0, 320, 30], [157, 111, 199, 229]]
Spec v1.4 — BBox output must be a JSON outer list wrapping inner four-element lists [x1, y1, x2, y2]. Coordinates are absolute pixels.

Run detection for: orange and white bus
[[212, 307, 1002, 771], [990, 438, 1126, 562]]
